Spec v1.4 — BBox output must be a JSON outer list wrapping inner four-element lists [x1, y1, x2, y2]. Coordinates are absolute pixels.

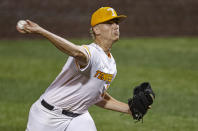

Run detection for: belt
[[41, 99, 80, 117]]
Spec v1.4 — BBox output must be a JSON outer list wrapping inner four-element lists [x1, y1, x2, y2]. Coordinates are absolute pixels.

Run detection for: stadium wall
[[1, 0, 198, 39]]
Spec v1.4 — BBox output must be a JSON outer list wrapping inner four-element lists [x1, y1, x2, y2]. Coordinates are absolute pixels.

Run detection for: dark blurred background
[[1, 0, 198, 39]]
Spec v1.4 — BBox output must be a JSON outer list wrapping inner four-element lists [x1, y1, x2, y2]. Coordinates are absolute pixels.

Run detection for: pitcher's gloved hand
[[128, 82, 155, 122]]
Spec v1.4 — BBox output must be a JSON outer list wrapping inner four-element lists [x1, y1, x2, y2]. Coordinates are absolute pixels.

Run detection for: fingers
[[16, 25, 32, 34], [22, 20, 34, 33], [16, 25, 27, 34], [23, 24, 30, 31], [26, 20, 33, 26], [26, 19, 31, 23], [16, 19, 41, 34], [16, 19, 31, 34]]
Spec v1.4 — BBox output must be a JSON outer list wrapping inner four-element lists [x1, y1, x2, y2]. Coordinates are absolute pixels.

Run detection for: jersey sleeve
[[75, 44, 101, 75], [74, 45, 92, 73]]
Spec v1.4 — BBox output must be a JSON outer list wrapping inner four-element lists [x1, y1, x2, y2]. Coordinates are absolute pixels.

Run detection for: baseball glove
[[128, 82, 155, 122]]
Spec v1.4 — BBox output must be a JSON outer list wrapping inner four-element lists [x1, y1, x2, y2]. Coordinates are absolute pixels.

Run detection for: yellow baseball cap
[[91, 7, 127, 27]]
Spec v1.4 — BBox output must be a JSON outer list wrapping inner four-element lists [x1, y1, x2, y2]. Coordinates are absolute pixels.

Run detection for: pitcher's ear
[[92, 25, 100, 35]]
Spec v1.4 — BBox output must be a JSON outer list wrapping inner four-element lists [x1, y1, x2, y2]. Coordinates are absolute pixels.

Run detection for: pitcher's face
[[97, 19, 120, 42]]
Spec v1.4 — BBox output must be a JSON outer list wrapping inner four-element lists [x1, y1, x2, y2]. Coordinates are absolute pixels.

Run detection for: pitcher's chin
[[112, 37, 119, 44], [115, 36, 120, 41]]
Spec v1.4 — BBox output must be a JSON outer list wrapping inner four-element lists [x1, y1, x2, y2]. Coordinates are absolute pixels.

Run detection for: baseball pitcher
[[16, 7, 155, 131]]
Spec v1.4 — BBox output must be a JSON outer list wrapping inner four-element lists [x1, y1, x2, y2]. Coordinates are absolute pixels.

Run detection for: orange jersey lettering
[[94, 70, 113, 82]]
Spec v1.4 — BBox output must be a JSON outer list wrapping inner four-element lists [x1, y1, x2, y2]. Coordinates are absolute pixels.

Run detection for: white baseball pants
[[25, 99, 97, 131]]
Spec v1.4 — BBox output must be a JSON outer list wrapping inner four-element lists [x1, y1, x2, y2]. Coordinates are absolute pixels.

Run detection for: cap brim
[[114, 15, 127, 23], [100, 15, 127, 25], [92, 15, 127, 27]]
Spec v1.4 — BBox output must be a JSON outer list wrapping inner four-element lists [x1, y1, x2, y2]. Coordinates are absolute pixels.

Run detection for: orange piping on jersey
[[75, 45, 90, 70], [82, 45, 91, 57]]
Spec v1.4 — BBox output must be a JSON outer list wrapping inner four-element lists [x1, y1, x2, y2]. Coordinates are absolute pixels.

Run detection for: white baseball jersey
[[41, 43, 117, 114]]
